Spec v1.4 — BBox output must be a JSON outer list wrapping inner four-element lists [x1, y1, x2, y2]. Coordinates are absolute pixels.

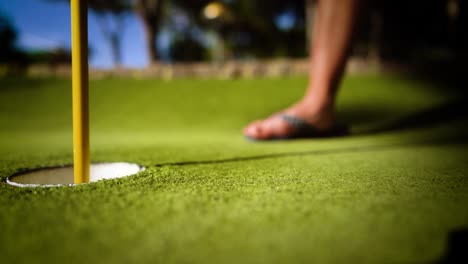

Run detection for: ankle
[[300, 95, 335, 113]]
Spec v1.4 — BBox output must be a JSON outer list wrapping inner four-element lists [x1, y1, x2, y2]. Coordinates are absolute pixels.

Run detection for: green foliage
[[0, 16, 17, 51], [172, 0, 308, 58], [26, 48, 71, 65], [0, 15, 22, 63], [88, 0, 131, 13], [0, 15, 29, 75], [170, 36, 208, 62], [45, 0, 132, 13]]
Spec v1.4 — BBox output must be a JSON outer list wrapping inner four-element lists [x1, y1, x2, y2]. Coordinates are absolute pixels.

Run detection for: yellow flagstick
[[71, 0, 90, 184]]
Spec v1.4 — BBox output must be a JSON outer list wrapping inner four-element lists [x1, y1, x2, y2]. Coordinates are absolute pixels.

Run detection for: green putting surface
[[1, 75, 467, 263]]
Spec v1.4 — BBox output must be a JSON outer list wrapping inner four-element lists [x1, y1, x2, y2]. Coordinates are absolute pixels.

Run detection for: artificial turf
[[0, 75, 467, 263]]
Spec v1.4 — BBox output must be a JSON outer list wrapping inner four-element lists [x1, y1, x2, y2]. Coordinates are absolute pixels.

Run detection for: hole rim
[[6, 162, 146, 188]]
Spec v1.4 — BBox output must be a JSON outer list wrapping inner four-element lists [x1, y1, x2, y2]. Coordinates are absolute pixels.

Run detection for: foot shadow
[[342, 62, 468, 135], [339, 97, 468, 135], [435, 228, 468, 264]]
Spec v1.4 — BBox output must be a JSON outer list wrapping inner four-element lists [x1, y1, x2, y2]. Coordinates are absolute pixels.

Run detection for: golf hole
[[6, 162, 145, 187]]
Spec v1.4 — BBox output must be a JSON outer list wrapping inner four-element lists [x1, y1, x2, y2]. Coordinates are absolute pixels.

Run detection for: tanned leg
[[244, 0, 363, 139]]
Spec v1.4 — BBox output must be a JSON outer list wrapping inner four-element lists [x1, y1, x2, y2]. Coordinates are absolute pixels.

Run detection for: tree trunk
[[141, 17, 158, 64], [110, 33, 121, 67], [134, 0, 163, 66], [94, 14, 123, 69]]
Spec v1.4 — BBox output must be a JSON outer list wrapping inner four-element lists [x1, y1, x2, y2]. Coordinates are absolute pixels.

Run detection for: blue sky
[[0, 0, 148, 68]]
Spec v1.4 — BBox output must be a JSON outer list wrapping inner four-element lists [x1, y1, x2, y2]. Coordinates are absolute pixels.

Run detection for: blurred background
[[0, 0, 466, 77]]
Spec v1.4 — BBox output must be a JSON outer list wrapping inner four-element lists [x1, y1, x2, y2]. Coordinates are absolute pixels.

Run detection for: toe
[[244, 120, 263, 138], [243, 113, 300, 140], [256, 115, 297, 139]]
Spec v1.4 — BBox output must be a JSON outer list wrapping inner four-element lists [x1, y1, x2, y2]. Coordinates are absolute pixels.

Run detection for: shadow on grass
[[0, 77, 59, 91], [341, 59, 468, 135], [435, 228, 468, 264], [155, 133, 468, 167], [349, 97, 468, 135]]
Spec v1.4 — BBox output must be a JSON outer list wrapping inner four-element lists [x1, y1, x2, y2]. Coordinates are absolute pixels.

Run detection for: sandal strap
[[280, 114, 317, 130], [280, 113, 350, 138]]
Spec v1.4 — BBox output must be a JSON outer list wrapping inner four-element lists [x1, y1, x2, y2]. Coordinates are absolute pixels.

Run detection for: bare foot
[[243, 99, 337, 140]]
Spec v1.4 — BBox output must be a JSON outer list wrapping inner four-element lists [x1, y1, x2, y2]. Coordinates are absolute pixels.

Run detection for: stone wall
[[20, 57, 379, 79]]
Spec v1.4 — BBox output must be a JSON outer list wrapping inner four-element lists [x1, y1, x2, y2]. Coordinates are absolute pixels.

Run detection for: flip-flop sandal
[[246, 113, 349, 141]]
